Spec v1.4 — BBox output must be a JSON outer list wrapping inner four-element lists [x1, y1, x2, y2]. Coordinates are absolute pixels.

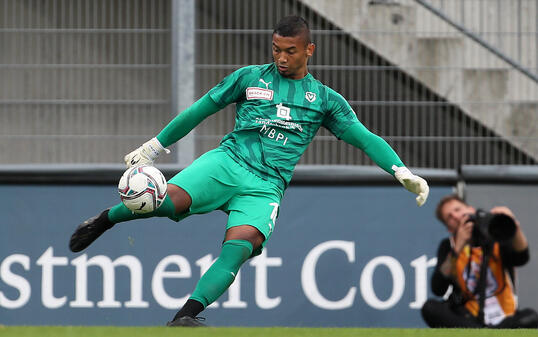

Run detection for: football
[[118, 165, 168, 214]]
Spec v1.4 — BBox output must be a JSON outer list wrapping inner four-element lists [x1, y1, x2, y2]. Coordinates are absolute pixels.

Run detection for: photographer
[[421, 194, 538, 328]]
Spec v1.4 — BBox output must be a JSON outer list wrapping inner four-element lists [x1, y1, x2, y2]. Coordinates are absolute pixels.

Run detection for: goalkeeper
[[69, 15, 429, 327]]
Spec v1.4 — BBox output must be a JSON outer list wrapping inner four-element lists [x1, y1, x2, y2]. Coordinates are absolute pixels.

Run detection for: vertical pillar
[[171, 0, 195, 165]]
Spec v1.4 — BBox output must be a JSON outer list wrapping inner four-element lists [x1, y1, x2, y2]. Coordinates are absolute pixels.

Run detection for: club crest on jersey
[[276, 103, 292, 120], [246, 87, 273, 101], [305, 92, 316, 102]]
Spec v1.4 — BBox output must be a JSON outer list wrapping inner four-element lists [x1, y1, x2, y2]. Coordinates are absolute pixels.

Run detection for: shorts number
[[268, 202, 279, 233]]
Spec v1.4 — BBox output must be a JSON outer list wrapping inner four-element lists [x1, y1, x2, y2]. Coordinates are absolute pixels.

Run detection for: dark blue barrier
[[0, 184, 451, 326]]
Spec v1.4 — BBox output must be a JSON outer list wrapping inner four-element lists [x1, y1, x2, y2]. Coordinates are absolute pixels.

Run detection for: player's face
[[272, 33, 315, 80], [440, 200, 475, 234]]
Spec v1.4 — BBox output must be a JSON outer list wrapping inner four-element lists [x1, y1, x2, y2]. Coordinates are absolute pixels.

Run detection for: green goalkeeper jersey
[[208, 63, 359, 191]]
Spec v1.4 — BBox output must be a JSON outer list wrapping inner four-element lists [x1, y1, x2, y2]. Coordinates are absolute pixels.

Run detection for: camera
[[468, 209, 517, 247]]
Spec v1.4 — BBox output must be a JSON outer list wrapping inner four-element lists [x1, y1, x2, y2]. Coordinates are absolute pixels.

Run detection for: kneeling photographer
[[421, 194, 538, 328]]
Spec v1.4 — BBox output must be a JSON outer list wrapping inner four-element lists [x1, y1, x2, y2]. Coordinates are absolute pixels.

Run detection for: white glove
[[124, 137, 170, 168], [392, 165, 429, 207]]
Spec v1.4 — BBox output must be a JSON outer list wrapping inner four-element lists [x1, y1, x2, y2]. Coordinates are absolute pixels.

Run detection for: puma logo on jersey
[[259, 78, 272, 89], [305, 91, 316, 102]]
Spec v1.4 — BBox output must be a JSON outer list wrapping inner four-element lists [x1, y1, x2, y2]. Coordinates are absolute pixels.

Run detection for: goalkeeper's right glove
[[124, 137, 170, 168]]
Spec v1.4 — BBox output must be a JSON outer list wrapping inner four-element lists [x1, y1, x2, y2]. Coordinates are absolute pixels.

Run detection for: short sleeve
[[322, 89, 359, 138], [208, 66, 254, 108]]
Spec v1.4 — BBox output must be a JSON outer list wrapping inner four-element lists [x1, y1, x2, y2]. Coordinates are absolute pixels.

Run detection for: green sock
[[107, 194, 178, 224], [190, 240, 253, 308]]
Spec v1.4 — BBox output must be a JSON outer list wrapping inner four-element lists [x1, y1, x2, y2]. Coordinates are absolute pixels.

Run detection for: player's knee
[[225, 225, 265, 251], [167, 184, 192, 214]]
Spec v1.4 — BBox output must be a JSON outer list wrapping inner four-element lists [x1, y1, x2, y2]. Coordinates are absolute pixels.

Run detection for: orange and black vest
[[453, 243, 516, 325]]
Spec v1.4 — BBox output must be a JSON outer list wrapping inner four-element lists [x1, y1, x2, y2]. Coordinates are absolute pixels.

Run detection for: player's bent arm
[[157, 93, 221, 147], [340, 123, 429, 206], [124, 93, 221, 167]]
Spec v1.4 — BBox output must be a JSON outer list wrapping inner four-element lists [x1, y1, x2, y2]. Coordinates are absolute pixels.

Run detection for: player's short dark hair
[[273, 15, 311, 45], [435, 194, 467, 224]]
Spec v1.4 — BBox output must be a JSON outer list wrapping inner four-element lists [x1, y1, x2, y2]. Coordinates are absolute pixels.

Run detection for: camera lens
[[488, 214, 516, 243]]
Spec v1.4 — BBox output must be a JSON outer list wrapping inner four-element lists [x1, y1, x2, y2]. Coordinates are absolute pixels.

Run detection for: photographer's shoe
[[166, 316, 207, 327], [69, 209, 114, 252]]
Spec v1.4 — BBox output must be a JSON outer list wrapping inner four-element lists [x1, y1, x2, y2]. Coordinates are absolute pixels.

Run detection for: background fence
[[421, 0, 537, 77], [0, 0, 537, 168]]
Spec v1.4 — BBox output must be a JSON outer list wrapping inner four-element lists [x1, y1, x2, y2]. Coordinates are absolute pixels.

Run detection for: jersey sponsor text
[[246, 87, 273, 101], [260, 124, 288, 146]]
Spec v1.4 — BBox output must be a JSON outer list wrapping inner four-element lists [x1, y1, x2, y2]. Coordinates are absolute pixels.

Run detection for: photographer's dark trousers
[[494, 308, 538, 329], [422, 299, 538, 328], [422, 299, 483, 328]]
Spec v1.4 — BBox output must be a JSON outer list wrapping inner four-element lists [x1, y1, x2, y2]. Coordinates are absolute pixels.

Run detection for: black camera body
[[468, 209, 517, 247]]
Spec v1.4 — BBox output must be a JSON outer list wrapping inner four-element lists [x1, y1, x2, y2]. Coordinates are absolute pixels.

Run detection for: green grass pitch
[[1, 327, 538, 337]]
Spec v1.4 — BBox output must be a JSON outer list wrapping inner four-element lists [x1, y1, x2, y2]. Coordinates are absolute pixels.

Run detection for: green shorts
[[168, 148, 283, 255]]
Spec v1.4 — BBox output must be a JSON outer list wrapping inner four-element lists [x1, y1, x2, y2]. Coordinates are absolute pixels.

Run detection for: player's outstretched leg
[[69, 194, 179, 252], [166, 239, 254, 327]]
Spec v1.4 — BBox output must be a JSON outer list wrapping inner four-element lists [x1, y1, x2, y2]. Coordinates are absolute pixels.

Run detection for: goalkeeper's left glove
[[392, 165, 429, 207], [124, 137, 170, 168]]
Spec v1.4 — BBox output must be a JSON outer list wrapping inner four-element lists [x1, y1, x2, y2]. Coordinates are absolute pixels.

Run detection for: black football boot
[[69, 209, 114, 252]]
